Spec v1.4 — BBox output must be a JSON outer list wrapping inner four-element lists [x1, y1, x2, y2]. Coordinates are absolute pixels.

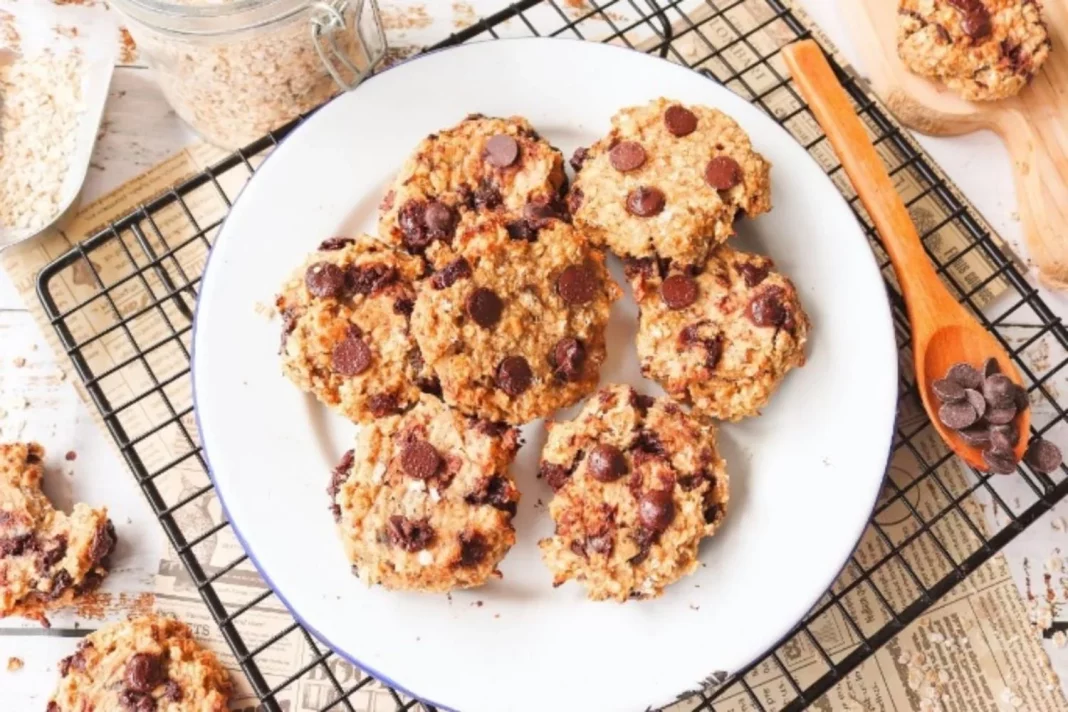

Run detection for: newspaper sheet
[[2, 1, 1066, 710]]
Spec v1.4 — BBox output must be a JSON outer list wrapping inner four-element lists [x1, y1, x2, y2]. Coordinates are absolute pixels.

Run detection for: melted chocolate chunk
[[387, 516, 434, 552]]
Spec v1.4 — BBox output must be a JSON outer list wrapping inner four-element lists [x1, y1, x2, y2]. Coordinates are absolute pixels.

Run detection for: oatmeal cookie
[[411, 218, 621, 424], [897, 0, 1051, 101], [0, 442, 115, 625], [48, 614, 232, 711], [538, 385, 729, 601], [330, 395, 522, 592], [378, 114, 568, 268], [627, 245, 809, 422], [570, 98, 771, 267], [277, 234, 437, 423]]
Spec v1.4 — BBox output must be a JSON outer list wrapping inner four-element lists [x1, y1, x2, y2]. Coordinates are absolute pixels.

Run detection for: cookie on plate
[[378, 114, 568, 267], [277, 234, 437, 423], [47, 614, 232, 712], [538, 385, 729, 602], [0, 442, 116, 625], [627, 245, 809, 422], [570, 98, 771, 267], [897, 0, 1051, 101], [411, 217, 621, 424], [329, 395, 521, 591]]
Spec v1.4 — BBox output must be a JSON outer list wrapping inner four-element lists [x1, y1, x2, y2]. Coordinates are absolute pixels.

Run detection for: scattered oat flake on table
[[1054, 631, 1068, 648], [11, 357, 25, 367], [6, 657, 22, 671], [118, 26, 137, 64]]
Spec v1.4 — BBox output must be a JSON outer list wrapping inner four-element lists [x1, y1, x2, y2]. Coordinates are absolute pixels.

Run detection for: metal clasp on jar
[[310, 0, 386, 91]]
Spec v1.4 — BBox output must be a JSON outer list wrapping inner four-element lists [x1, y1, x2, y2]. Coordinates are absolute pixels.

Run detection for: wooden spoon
[[781, 40, 1028, 471]]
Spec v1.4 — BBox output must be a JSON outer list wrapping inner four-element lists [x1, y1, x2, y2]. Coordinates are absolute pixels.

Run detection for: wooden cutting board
[[843, 0, 1068, 289]]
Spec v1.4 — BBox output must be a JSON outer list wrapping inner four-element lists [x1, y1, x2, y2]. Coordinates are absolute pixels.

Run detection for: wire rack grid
[[32, 1, 1068, 710]]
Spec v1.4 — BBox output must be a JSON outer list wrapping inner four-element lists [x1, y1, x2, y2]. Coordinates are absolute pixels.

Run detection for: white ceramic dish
[[192, 38, 897, 712]]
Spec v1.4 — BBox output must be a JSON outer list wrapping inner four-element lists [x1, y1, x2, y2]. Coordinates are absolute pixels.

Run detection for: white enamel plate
[[193, 39, 897, 712]]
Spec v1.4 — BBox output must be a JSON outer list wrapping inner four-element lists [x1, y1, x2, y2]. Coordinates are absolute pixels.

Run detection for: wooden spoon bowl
[[783, 40, 1029, 471]]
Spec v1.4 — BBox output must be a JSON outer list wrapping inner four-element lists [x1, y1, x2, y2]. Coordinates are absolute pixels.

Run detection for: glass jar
[[110, 0, 386, 149]]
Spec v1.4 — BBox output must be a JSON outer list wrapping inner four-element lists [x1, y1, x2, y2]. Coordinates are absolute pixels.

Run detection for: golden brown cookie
[[411, 218, 621, 424], [0, 442, 115, 625], [330, 395, 521, 592], [897, 0, 1051, 101], [378, 114, 568, 268], [47, 615, 231, 711], [570, 98, 771, 267], [627, 245, 809, 422], [277, 234, 437, 423], [538, 385, 729, 601]]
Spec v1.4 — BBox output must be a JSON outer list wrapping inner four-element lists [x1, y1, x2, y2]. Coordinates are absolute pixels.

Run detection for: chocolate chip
[[965, 389, 986, 420], [747, 287, 791, 329], [398, 200, 432, 251], [39, 537, 67, 570], [466, 288, 503, 328], [704, 156, 743, 190], [431, 258, 472, 290], [387, 516, 434, 552], [401, 440, 442, 480], [570, 147, 589, 172], [484, 134, 519, 167], [164, 680, 183, 702], [329, 450, 354, 500], [660, 274, 698, 310], [458, 531, 488, 566], [496, 356, 532, 396], [957, 426, 991, 448], [587, 533, 613, 556], [1025, 438, 1063, 474], [119, 689, 156, 712], [738, 262, 770, 288], [609, 141, 647, 172], [552, 337, 585, 382], [125, 653, 163, 693], [932, 378, 966, 403], [947, 363, 983, 390], [989, 427, 1015, 454], [939, 401, 978, 430], [540, 461, 572, 491], [424, 201, 455, 235], [629, 390, 656, 414], [348, 263, 398, 296], [524, 198, 564, 227], [982, 448, 1017, 475], [505, 219, 538, 241], [47, 703, 59, 712], [1014, 385, 1030, 411], [369, 393, 400, 417], [983, 374, 1016, 408], [985, 405, 1017, 425], [49, 569, 72, 599], [474, 180, 502, 209], [638, 490, 675, 533], [465, 476, 516, 516], [625, 186, 665, 217], [588, 444, 628, 483], [570, 540, 587, 558], [331, 337, 372, 376], [0, 533, 31, 558], [318, 237, 354, 251], [628, 530, 654, 566], [557, 265, 598, 306], [983, 357, 1000, 378], [304, 262, 346, 298], [567, 187, 584, 214], [991, 422, 1019, 446], [664, 105, 698, 137], [960, 8, 991, 40]]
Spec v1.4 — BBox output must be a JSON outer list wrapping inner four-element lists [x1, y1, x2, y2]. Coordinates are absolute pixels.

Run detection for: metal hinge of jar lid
[[310, 0, 387, 92]]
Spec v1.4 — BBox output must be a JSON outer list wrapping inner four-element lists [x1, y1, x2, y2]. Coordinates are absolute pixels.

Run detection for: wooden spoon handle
[[781, 40, 957, 325]]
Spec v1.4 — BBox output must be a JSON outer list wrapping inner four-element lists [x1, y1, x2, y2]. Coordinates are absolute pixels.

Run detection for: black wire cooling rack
[[33, 0, 1068, 710]]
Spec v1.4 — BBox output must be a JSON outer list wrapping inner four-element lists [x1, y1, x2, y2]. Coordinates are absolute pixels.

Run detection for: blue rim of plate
[[190, 36, 897, 712]]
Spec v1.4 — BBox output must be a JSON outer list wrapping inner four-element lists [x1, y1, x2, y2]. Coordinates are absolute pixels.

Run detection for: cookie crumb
[[12, 357, 25, 368], [65, 450, 77, 462], [6, 657, 22, 671]]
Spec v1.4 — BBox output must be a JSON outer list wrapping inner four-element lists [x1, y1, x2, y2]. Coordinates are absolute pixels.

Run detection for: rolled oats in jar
[[111, 0, 386, 149]]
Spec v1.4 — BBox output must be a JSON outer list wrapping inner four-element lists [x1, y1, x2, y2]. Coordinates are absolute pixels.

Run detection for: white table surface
[[2, 0, 1067, 708]]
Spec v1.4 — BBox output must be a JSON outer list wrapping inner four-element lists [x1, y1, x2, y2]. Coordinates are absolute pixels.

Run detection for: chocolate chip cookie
[[411, 218, 621, 424], [898, 0, 1051, 101], [570, 98, 771, 267], [48, 614, 232, 712], [277, 234, 436, 424], [330, 395, 522, 591], [378, 114, 568, 268], [628, 244, 809, 422], [0, 442, 115, 625], [538, 385, 729, 601]]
